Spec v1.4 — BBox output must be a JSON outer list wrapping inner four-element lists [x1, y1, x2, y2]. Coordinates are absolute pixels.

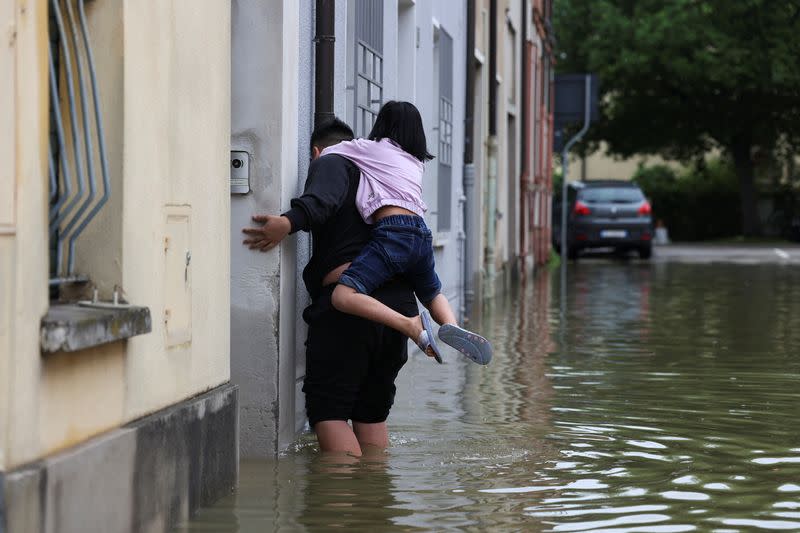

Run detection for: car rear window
[[579, 187, 644, 203]]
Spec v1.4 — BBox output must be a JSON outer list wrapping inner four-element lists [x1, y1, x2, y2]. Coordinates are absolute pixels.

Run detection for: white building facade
[[230, 0, 470, 456]]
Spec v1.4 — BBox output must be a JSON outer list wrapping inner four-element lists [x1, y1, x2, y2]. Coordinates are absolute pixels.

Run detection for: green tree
[[554, 0, 800, 235]]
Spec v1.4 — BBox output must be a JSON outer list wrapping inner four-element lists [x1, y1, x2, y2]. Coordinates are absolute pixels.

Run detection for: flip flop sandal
[[438, 324, 492, 365], [417, 310, 443, 364]]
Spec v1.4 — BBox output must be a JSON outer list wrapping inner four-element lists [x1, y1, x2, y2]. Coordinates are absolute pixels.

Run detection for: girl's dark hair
[[368, 101, 434, 162]]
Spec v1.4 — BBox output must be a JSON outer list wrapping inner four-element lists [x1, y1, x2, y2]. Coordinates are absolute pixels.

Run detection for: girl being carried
[[325, 101, 492, 365]]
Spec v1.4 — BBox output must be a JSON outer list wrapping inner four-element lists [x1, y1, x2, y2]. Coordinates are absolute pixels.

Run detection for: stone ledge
[[40, 304, 152, 354], [1, 383, 238, 533]]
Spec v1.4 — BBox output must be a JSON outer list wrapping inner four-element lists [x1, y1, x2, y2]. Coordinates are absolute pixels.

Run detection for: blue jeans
[[339, 215, 442, 304]]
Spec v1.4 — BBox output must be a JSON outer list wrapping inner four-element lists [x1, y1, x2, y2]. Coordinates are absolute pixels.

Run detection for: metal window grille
[[48, 0, 110, 284], [437, 29, 453, 232], [354, 0, 383, 137], [506, 26, 516, 105], [438, 99, 453, 166]]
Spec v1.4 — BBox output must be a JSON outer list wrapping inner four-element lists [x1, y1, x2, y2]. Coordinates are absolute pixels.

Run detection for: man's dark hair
[[310, 117, 354, 152], [368, 101, 434, 162]]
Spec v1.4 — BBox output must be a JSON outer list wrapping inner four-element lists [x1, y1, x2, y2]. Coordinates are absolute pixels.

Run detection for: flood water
[[177, 261, 800, 532]]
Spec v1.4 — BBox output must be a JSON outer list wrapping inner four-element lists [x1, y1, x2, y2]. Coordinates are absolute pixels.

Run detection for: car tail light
[[638, 201, 652, 216], [641, 232, 652, 241], [573, 200, 591, 216]]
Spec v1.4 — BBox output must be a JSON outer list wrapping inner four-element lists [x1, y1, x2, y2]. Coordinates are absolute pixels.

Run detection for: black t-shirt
[[284, 154, 410, 302], [283, 154, 417, 324]]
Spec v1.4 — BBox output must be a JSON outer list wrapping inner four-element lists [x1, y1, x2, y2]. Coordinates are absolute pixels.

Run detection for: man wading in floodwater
[[242, 118, 421, 456]]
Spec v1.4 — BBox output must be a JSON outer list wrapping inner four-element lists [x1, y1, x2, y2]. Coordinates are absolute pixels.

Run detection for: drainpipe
[[314, 0, 335, 127], [485, 0, 498, 300], [463, 0, 476, 317]]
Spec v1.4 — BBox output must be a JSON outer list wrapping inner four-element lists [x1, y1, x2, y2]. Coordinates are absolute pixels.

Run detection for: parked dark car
[[552, 180, 654, 260]]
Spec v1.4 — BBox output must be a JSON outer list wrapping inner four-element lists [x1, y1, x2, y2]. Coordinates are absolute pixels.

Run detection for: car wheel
[[638, 244, 652, 259]]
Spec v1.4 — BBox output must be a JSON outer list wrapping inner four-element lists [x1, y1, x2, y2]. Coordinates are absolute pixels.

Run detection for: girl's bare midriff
[[372, 205, 418, 220]]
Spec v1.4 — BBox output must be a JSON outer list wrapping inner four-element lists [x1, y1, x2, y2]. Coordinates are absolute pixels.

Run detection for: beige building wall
[[1, 0, 51, 473], [1, 0, 231, 470], [499, 0, 525, 276], [471, 0, 489, 302], [567, 142, 684, 183], [0, 0, 10, 472], [473, 0, 526, 294]]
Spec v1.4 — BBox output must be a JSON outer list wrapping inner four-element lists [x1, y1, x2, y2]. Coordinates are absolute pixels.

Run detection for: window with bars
[[506, 25, 516, 105], [353, 0, 384, 137], [40, 0, 151, 353], [355, 43, 383, 137], [436, 29, 454, 232], [438, 97, 453, 166], [48, 0, 110, 285]]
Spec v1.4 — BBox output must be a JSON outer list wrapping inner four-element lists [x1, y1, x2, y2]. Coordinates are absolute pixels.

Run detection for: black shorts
[[302, 278, 418, 427]]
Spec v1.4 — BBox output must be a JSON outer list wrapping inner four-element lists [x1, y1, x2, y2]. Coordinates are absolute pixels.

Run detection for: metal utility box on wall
[[164, 205, 192, 347]]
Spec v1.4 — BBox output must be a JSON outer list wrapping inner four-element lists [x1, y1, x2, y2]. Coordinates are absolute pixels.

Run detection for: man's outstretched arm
[[242, 214, 292, 251], [241, 155, 350, 252]]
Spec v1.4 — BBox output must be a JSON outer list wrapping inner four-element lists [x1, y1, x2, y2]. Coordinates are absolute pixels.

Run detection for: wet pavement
[[176, 260, 800, 532]]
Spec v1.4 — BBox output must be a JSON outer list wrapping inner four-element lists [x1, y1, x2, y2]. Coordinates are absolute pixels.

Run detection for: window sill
[[41, 303, 152, 354]]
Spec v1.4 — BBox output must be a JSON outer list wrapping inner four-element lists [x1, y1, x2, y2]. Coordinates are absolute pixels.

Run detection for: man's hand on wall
[[242, 215, 292, 252]]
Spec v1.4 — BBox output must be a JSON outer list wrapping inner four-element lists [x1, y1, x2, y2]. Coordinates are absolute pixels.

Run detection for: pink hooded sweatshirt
[[321, 138, 428, 224]]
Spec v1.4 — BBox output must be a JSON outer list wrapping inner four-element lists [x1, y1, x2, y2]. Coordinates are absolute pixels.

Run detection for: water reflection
[[178, 262, 800, 532]]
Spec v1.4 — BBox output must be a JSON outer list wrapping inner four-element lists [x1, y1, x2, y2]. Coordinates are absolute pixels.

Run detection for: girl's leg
[[332, 226, 441, 359], [332, 284, 422, 340], [418, 274, 494, 366], [314, 420, 363, 456], [425, 293, 458, 326]]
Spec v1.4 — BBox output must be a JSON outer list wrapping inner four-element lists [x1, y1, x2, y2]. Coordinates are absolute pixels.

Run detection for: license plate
[[600, 229, 627, 239]]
